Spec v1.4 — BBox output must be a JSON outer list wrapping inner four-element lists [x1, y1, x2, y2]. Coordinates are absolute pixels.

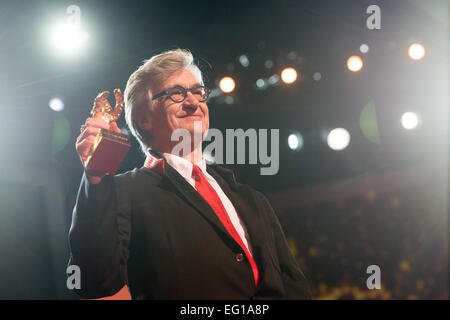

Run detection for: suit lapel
[[162, 162, 241, 250], [206, 165, 267, 269], [146, 158, 267, 276]]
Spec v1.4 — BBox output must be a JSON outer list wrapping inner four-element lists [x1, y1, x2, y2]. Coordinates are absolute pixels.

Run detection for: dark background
[[0, 0, 448, 299]]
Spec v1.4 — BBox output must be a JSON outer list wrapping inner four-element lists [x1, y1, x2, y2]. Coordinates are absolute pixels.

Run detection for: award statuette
[[83, 89, 131, 175]]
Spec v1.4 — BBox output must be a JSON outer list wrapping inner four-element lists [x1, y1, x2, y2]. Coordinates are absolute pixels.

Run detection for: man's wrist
[[85, 168, 106, 184]]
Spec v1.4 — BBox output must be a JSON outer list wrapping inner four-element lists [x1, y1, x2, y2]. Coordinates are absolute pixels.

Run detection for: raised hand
[[76, 88, 124, 183]]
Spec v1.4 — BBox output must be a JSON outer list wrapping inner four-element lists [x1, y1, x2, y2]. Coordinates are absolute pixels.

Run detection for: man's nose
[[183, 91, 200, 107]]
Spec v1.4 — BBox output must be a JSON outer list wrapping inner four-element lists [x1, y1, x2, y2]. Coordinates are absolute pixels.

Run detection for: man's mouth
[[181, 114, 203, 119]]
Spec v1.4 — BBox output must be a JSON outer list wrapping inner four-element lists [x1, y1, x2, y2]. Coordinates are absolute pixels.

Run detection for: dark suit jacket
[[68, 162, 311, 299]]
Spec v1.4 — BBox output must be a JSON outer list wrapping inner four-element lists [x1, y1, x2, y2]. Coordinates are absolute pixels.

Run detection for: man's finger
[[77, 127, 101, 143], [109, 121, 121, 133], [84, 117, 110, 130]]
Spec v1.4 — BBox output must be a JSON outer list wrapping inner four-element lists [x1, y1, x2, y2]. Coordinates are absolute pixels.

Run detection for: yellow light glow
[[347, 56, 363, 72], [408, 43, 425, 60], [219, 77, 236, 93], [281, 67, 298, 84]]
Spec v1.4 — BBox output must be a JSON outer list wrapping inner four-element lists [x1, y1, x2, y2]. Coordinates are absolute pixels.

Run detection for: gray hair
[[124, 49, 204, 156]]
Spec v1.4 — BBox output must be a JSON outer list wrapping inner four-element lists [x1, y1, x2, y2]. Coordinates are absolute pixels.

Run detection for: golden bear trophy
[[84, 89, 131, 175]]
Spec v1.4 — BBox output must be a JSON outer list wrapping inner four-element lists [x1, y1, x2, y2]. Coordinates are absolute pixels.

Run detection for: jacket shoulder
[[114, 167, 161, 183]]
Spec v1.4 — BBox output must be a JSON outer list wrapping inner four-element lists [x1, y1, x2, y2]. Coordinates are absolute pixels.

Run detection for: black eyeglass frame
[[151, 85, 211, 103]]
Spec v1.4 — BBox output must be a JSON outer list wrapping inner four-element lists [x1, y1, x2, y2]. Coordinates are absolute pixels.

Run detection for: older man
[[69, 49, 311, 299]]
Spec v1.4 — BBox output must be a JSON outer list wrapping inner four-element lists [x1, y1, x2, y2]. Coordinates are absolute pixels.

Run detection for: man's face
[[143, 69, 210, 152]]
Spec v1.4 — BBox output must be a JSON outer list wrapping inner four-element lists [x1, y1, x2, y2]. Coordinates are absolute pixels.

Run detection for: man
[[69, 49, 311, 299]]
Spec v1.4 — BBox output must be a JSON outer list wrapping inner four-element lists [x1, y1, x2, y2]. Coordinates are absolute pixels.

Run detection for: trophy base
[[84, 129, 131, 175]]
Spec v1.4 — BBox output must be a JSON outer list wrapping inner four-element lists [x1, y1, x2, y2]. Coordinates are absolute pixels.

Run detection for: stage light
[[401, 112, 419, 130], [49, 98, 64, 111], [48, 22, 89, 56], [327, 128, 351, 151], [360, 44, 369, 53], [287, 51, 298, 60], [313, 72, 322, 81], [408, 43, 425, 60], [238, 55, 250, 67], [265, 60, 274, 69], [288, 132, 303, 151], [219, 76, 235, 93], [347, 56, 363, 72], [281, 67, 298, 84], [256, 79, 268, 89], [268, 74, 280, 85], [224, 96, 234, 104]]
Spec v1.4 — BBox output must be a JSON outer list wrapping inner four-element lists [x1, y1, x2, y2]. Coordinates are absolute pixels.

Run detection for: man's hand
[[76, 117, 121, 184]]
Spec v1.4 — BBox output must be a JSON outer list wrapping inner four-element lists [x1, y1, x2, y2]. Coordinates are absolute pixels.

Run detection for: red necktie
[[191, 165, 259, 286]]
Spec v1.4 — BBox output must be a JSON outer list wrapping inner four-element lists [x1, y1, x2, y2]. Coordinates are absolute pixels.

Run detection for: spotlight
[[256, 79, 268, 89], [360, 44, 370, 53], [49, 98, 64, 111], [347, 56, 363, 72], [48, 22, 89, 56], [401, 112, 419, 130], [281, 67, 298, 84], [408, 43, 425, 60], [327, 128, 351, 150], [224, 96, 234, 104], [264, 60, 274, 69], [268, 74, 280, 85], [238, 55, 250, 67], [288, 132, 303, 151], [219, 77, 235, 93], [313, 72, 322, 81]]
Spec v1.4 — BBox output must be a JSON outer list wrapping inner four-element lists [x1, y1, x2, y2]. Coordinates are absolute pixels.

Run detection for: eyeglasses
[[151, 85, 211, 103]]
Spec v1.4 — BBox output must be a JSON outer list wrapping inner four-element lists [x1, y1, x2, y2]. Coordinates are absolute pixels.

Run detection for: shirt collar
[[143, 150, 206, 176]]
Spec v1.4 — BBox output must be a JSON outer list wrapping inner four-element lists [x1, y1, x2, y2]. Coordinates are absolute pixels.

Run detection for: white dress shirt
[[163, 152, 254, 256]]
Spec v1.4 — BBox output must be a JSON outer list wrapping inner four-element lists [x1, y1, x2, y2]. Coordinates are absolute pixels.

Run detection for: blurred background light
[[360, 44, 370, 53], [49, 98, 64, 111], [268, 74, 280, 85], [287, 51, 298, 60], [256, 78, 268, 89], [264, 60, 274, 69], [408, 43, 425, 60], [288, 132, 304, 151], [401, 112, 419, 130], [48, 22, 89, 56], [327, 128, 351, 151], [281, 67, 298, 84], [346, 55, 363, 72], [238, 54, 250, 67], [224, 96, 234, 104], [219, 76, 236, 93], [313, 72, 322, 81]]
